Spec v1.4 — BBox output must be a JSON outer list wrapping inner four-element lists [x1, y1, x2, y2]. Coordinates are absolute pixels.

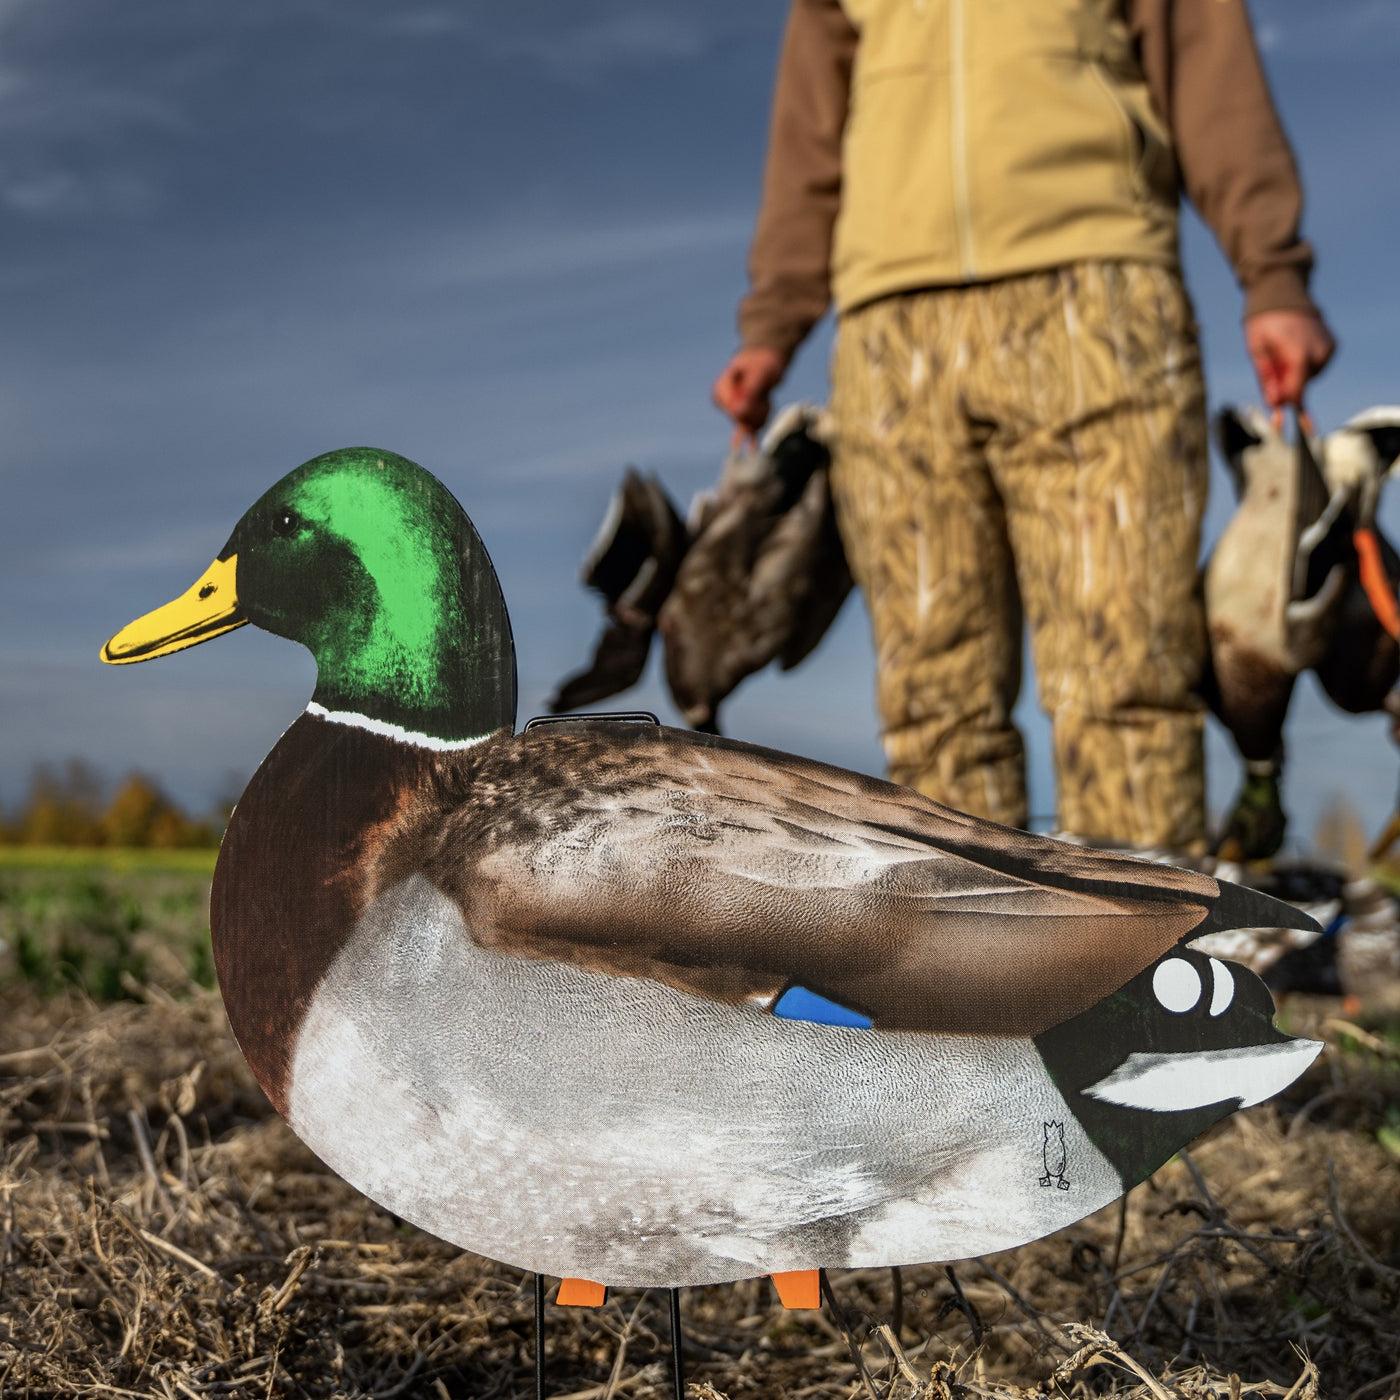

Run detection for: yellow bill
[[101, 554, 247, 664]]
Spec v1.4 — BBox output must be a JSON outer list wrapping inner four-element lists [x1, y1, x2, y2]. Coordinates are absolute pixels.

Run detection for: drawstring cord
[[1355, 526, 1400, 641]]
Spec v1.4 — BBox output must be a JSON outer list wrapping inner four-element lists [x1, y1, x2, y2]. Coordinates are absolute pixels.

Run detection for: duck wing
[[549, 469, 689, 712], [412, 724, 1312, 1038]]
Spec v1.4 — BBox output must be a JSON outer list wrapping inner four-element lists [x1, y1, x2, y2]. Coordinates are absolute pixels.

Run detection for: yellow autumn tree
[[100, 774, 218, 848], [6, 763, 223, 848], [101, 774, 172, 847], [16, 761, 104, 846]]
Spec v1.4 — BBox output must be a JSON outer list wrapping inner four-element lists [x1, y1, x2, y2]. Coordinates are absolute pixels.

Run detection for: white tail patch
[[1083, 1040, 1322, 1113]]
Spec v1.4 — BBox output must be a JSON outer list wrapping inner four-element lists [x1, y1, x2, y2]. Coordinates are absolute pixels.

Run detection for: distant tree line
[[0, 761, 229, 848]]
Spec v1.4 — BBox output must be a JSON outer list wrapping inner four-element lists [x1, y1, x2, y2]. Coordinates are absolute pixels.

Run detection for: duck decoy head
[[102, 448, 516, 744], [1339, 406, 1400, 479], [1322, 407, 1400, 529], [1035, 947, 1321, 1188]]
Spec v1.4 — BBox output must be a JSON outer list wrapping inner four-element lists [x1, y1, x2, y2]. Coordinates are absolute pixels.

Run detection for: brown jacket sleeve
[[737, 0, 858, 361], [1133, 0, 1317, 319]]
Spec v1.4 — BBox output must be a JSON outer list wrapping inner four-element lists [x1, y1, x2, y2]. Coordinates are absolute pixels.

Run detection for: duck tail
[[1191, 879, 1321, 938]]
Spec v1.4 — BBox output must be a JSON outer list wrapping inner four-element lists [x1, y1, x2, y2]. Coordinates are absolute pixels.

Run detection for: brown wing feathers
[[383, 724, 1309, 1039]]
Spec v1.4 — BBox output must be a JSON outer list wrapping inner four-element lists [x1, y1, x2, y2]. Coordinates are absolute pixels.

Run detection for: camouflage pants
[[829, 261, 1208, 849]]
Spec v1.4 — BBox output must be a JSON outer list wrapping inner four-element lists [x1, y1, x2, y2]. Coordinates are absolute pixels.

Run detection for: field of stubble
[[1, 852, 1398, 1400]]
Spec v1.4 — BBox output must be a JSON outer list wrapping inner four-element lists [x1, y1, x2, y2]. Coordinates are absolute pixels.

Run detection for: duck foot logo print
[[1039, 1121, 1070, 1190]]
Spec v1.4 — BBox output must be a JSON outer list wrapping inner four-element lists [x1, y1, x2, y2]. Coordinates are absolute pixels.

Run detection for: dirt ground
[[1, 982, 1397, 1400]]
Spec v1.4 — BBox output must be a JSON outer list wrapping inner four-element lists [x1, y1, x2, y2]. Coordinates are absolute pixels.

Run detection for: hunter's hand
[[1245, 309, 1336, 411], [712, 346, 788, 435]]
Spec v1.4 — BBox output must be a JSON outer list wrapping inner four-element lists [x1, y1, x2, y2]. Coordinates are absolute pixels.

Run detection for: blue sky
[[2, 0, 1399, 849]]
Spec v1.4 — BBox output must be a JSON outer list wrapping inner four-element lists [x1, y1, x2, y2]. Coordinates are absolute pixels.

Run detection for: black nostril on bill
[[199, 583, 217, 599]]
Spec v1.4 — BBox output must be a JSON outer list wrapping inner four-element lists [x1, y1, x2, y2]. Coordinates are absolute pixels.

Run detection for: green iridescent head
[[102, 448, 517, 743]]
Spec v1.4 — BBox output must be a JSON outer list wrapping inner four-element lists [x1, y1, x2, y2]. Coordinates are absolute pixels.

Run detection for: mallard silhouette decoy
[[1312, 407, 1400, 717], [1204, 407, 1400, 861], [103, 448, 1322, 1396]]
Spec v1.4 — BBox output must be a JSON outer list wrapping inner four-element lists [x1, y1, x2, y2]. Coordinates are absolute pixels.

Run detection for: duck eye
[[272, 509, 302, 538], [1152, 956, 1201, 1014], [1207, 958, 1234, 1016]]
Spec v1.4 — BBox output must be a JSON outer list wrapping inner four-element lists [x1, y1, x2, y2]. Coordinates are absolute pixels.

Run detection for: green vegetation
[[1379, 1105, 1400, 1160], [0, 845, 218, 873], [0, 762, 223, 995], [0, 859, 215, 999]]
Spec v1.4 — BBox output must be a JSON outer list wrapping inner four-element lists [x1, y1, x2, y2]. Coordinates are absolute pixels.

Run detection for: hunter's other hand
[[713, 346, 787, 435], [1245, 309, 1336, 410]]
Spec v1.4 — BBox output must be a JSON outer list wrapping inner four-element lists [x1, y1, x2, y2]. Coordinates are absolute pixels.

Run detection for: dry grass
[[1, 984, 1397, 1400]]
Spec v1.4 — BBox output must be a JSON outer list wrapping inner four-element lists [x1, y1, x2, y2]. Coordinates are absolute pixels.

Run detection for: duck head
[[1214, 405, 1273, 497], [1323, 406, 1400, 526], [102, 448, 516, 745], [1035, 947, 1320, 1188]]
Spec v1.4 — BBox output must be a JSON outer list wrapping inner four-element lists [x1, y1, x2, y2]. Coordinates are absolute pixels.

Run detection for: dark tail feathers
[[1191, 878, 1322, 938]]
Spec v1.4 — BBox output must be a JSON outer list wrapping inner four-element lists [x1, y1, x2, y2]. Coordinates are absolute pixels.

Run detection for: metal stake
[[669, 1287, 686, 1399], [534, 1273, 546, 1400], [820, 1271, 879, 1400]]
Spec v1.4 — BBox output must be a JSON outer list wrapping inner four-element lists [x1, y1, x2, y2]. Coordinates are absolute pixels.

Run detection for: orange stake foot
[[556, 1278, 607, 1307], [770, 1269, 821, 1309]]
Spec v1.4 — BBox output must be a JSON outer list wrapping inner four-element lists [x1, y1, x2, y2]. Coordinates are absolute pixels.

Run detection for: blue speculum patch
[[773, 986, 873, 1029]]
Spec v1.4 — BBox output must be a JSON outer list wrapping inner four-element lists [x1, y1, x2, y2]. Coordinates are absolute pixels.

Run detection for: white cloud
[[1, 167, 156, 217], [0, 22, 187, 220], [314, 1, 765, 77], [0, 58, 187, 139], [1340, 0, 1400, 41], [0, 1, 770, 224], [1250, 0, 1400, 53], [487, 11, 713, 76], [40, 522, 230, 577], [0, 0, 43, 33], [405, 211, 750, 292]]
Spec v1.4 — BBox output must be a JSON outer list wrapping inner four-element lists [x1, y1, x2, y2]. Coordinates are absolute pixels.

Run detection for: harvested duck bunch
[[552, 405, 851, 732], [1203, 405, 1400, 860]]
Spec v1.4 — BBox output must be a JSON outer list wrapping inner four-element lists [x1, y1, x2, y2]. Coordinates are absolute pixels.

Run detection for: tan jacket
[[740, 0, 1317, 358]]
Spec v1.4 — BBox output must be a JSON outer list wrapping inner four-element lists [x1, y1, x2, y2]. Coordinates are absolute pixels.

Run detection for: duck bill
[[101, 554, 247, 664]]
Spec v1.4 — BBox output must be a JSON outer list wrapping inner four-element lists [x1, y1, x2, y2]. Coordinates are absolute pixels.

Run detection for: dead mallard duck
[[553, 405, 852, 731], [1203, 406, 1400, 860]]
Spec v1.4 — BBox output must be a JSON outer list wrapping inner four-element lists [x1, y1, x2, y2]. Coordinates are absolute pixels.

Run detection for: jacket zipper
[[948, 0, 976, 278]]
